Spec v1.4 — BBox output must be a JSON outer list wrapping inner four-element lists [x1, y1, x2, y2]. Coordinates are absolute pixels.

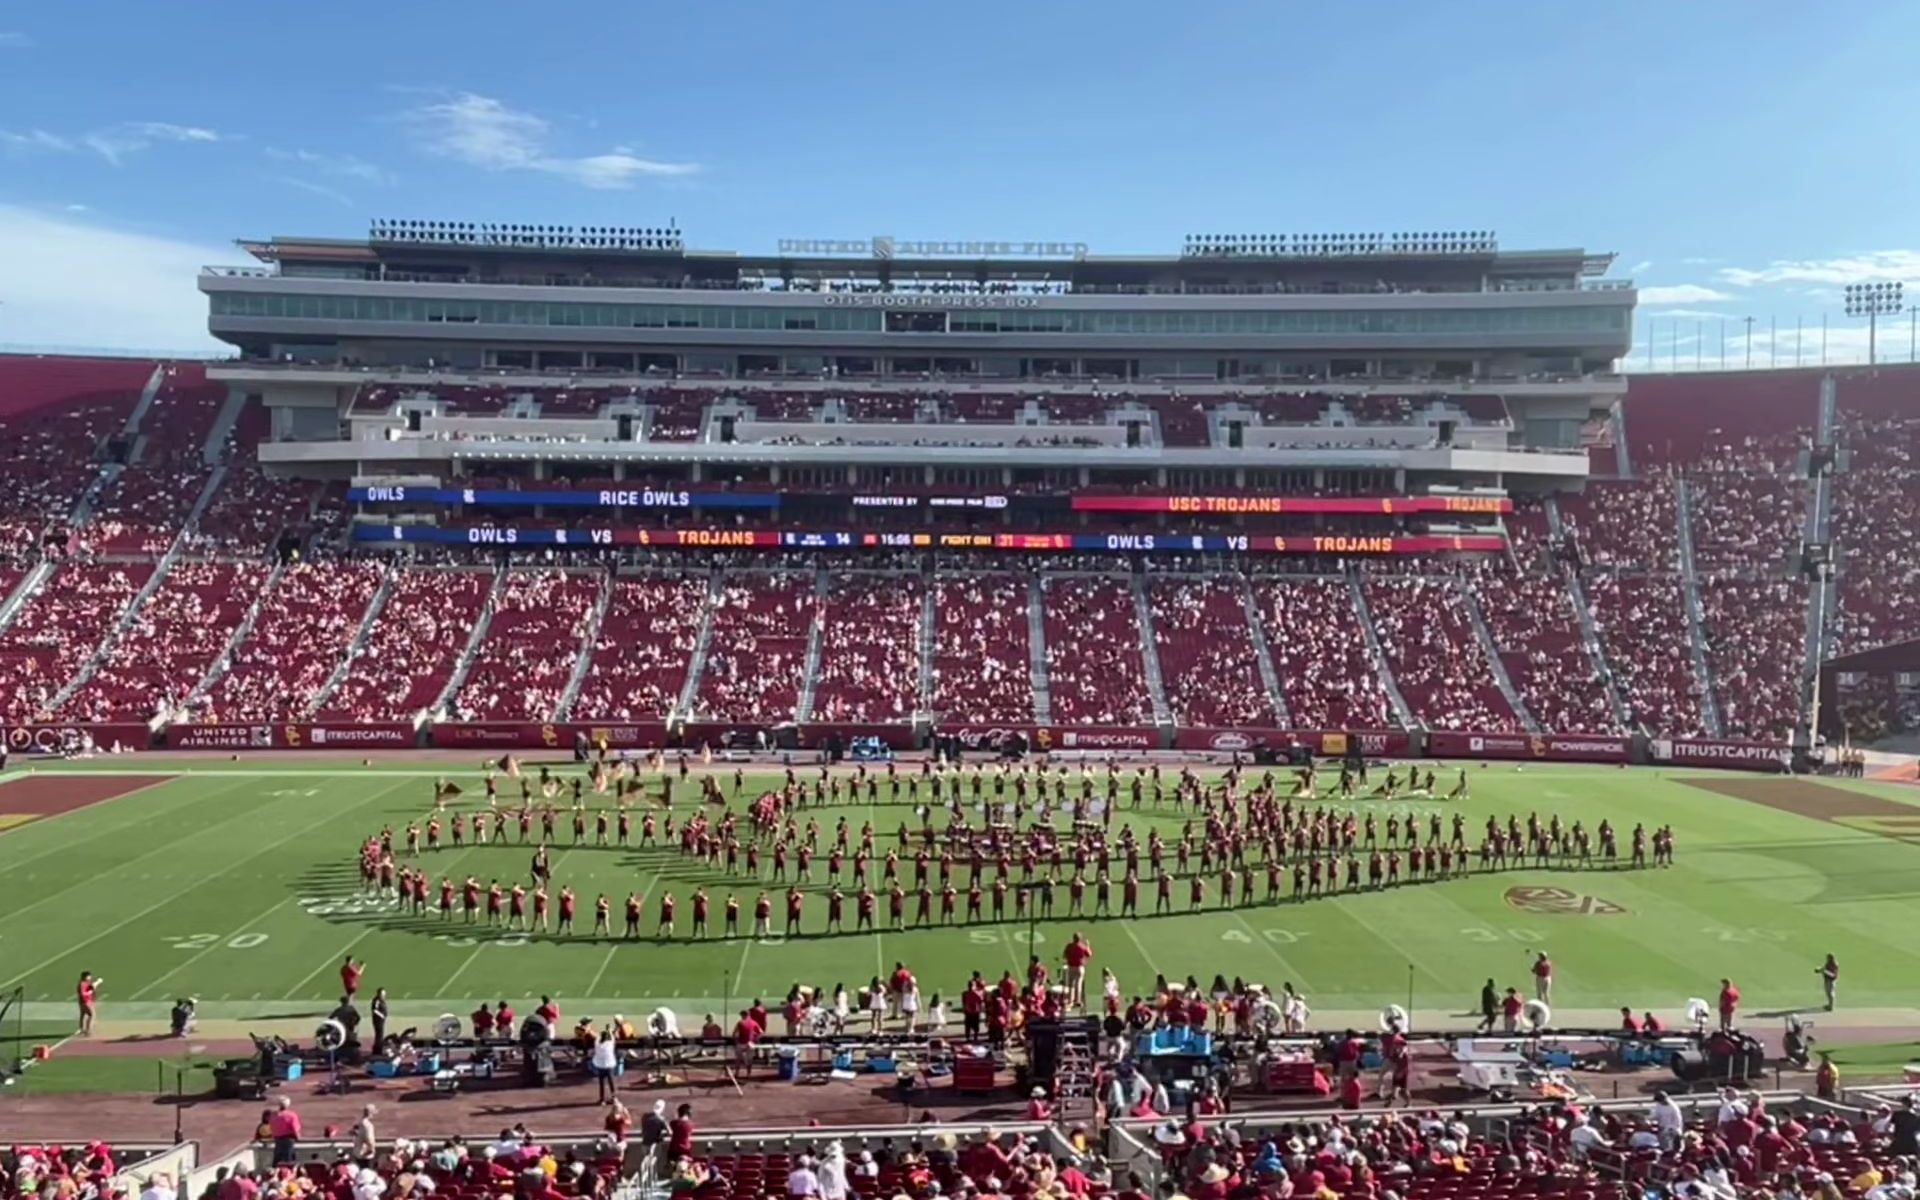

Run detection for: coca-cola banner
[[944, 725, 1161, 753], [1650, 738, 1791, 772], [3, 723, 154, 753], [1428, 731, 1631, 763]]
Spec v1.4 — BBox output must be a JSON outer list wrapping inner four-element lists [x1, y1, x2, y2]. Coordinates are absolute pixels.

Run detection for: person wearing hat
[[1189, 1163, 1230, 1200], [1026, 1086, 1052, 1121]]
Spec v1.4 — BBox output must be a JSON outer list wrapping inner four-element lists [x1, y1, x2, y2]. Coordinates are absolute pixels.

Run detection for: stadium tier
[[0, 226, 1916, 756]]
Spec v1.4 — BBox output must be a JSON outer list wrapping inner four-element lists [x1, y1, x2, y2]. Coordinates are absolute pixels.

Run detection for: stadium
[[4, 217, 1920, 1199]]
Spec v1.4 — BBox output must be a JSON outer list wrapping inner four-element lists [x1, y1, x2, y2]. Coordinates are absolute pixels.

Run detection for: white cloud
[[0, 32, 31, 47], [1680, 256, 1721, 266], [0, 204, 228, 354], [267, 147, 394, 186], [1718, 250, 1920, 288], [1643, 309, 1733, 320], [83, 121, 229, 165], [0, 128, 75, 153], [1637, 284, 1735, 305], [1629, 260, 1653, 275], [274, 176, 355, 207], [404, 92, 697, 188]]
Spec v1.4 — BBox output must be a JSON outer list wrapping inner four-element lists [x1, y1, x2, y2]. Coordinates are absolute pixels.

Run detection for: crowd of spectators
[[810, 574, 924, 723], [1470, 571, 1620, 734], [57, 560, 265, 722], [569, 574, 706, 722], [449, 571, 601, 721], [1583, 573, 1708, 737], [1254, 579, 1393, 729], [1364, 579, 1519, 732], [1149, 578, 1276, 727], [1700, 577, 1810, 742], [201, 560, 384, 721], [319, 569, 492, 722], [1042, 576, 1154, 725], [932, 574, 1035, 725], [690, 573, 818, 723], [0, 562, 152, 722]]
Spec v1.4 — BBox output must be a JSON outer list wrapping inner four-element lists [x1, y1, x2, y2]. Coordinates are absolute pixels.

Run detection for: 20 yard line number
[[1222, 929, 1309, 944], [165, 932, 270, 951]]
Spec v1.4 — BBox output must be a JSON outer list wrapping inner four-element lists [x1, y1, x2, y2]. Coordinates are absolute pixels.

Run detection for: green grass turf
[[2, 761, 1918, 1030]]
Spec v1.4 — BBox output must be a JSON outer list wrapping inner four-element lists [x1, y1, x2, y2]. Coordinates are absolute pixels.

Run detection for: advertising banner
[[162, 723, 418, 750], [943, 725, 1161, 753], [3, 723, 154, 753], [1649, 738, 1791, 772], [352, 526, 1506, 555], [1169, 728, 1413, 756], [1427, 730, 1632, 763]]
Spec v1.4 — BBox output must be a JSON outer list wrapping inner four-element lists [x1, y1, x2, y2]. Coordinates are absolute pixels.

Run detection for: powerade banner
[[1071, 494, 1513, 516], [349, 486, 779, 510], [1427, 730, 1632, 763], [351, 526, 1507, 555]]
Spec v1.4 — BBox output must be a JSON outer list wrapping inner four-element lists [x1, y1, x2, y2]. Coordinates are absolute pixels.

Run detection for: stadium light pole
[[1844, 282, 1904, 366], [1743, 316, 1754, 369]]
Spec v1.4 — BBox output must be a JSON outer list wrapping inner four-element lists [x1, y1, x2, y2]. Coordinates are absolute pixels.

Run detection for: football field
[[2, 758, 1919, 1034]]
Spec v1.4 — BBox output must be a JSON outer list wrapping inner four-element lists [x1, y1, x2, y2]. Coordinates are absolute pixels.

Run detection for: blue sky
[[2, 0, 1918, 366]]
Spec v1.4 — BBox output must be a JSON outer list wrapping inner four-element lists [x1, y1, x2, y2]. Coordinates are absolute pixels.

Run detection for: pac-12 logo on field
[[1504, 886, 1627, 916]]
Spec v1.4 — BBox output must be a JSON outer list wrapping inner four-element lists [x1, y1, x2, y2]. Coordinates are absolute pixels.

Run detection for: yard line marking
[[1116, 916, 1166, 983], [584, 945, 620, 999], [1228, 910, 1314, 994], [132, 895, 301, 1000], [435, 943, 489, 999], [0, 777, 416, 994], [280, 925, 379, 1001]]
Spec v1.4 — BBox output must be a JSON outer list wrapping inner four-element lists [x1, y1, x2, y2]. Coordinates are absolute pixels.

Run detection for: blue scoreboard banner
[[349, 486, 779, 509]]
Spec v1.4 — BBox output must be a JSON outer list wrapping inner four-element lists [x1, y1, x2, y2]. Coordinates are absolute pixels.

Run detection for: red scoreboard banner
[[1069, 494, 1513, 516]]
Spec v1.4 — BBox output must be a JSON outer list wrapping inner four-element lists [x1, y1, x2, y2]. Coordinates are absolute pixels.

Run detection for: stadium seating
[[1556, 478, 1678, 571], [191, 461, 328, 555], [810, 573, 923, 723], [1147, 578, 1275, 726], [57, 560, 266, 721], [450, 569, 601, 721], [568, 573, 707, 721], [1365, 577, 1520, 732], [318, 568, 492, 722], [1471, 571, 1619, 734], [0, 563, 153, 722], [1252, 577, 1393, 729], [931, 573, 1034, 725], [1688, 471, 1805, 576], [1042, 574, 1153, 725], [200, 560, 384, 720], [1700, 576, 1809, 742], [1584, 573, 1707, 736], [690, 572, 817, 723]]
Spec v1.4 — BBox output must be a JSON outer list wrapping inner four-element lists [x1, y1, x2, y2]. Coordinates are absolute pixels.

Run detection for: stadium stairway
[[183, 557, 288, 709], [199, 385, 248, 466], [1128, 572, 1175, 726], [1457, 577, 1539, 733], [118, 365, 168, 439], [1237, 573, 1292, 727], [1672, 480, 1727, 737], [1025, 574, 1053, 725], [916, 587, 935, 718], [43, 464, 228, 716], [429, 563, 506, 720], [1561, 563, 1633, 730], [669, 571, 724, 727], [305, 562, 395, 716], [1347, 570, 1415, 728], [0, 562, 53, 635], [793, 568, 829, 723], [1794, 377, 1842, 746], [553, 568, 613, 722]]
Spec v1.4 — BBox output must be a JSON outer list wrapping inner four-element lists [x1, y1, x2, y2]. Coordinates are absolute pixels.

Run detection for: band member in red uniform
[[657, 890, 676, 938], [557, 886, 576, 935], [785, 887, 805, 935], [593, 893, 611, 936]]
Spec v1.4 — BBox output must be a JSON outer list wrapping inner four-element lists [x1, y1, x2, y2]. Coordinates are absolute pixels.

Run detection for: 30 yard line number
[[165, 932, 270, 950]]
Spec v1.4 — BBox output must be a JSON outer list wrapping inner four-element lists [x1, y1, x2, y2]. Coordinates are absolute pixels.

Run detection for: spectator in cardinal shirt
[[732, 1008, 763, 1075]]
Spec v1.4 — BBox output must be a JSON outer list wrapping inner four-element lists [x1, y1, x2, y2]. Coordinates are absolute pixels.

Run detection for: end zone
[[0, 774, 175, 832]]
